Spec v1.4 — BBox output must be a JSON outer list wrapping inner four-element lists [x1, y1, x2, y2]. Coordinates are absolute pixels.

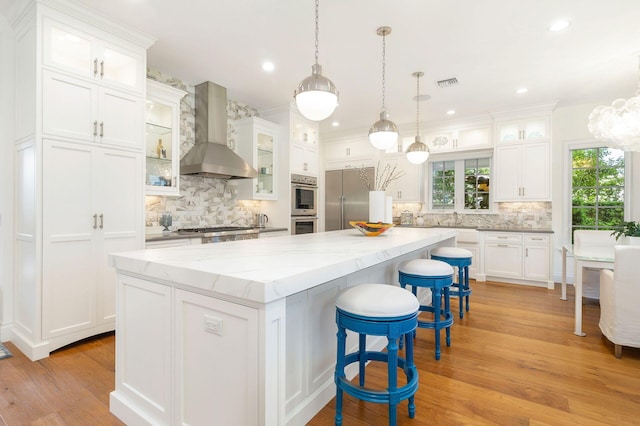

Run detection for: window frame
[[564, 140, 632, 243], [427, 154, 494, 213]]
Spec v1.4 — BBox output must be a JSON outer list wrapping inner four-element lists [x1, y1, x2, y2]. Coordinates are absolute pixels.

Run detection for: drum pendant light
[[294, 0, 339, 121], [406, 71, 430, 164], [369, 26, 399, 150]]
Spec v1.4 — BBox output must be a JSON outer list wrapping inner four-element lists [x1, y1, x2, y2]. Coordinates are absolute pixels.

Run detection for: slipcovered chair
[[599, 245, 640, 358], [574, 230, 617, 257]]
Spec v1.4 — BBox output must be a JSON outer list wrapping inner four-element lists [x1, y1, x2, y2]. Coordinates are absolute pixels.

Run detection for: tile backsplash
[[393, 202, 552, 229], [145, 69, 263, 229]]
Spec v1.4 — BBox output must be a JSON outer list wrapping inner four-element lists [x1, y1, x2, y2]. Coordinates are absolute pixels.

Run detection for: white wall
[[551, 102, 640, 295], [0, 14, 15, 340]]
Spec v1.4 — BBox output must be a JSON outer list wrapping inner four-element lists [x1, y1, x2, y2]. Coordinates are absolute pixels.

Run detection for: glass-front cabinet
[[145, 79, 186, 196], [236, 117, 280, 200]]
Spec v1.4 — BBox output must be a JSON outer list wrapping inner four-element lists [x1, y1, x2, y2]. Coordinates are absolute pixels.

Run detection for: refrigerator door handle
[[340, 195, 345, 229]]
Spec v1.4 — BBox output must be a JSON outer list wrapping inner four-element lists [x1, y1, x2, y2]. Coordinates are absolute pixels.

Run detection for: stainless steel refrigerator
[[325, 167, 374, 231]]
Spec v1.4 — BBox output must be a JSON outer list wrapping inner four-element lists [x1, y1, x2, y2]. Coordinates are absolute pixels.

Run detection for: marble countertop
[[112, 227, 458, 304], [145, 227, 289, 242], [398, 225, 554, 234]]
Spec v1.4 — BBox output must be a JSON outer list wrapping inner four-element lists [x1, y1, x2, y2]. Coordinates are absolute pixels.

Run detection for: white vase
[[369, 191, 386, 223]]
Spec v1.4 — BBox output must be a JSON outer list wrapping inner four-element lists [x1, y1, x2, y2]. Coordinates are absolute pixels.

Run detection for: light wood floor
[[1, 281, 639, 425]]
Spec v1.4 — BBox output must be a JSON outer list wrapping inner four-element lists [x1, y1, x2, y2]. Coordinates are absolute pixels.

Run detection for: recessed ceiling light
[[516, 88, 528, 94], [446, 110, 456, 115], [548, 19, 570, 32], [262, 61, 275, 72], [331, 121, 340, 127]]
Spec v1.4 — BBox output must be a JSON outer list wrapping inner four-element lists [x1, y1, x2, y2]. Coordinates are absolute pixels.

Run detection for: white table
[[561, 244, 614, 336]]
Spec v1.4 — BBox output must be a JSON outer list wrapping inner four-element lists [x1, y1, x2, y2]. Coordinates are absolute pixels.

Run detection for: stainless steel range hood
[[180, 81, 257, 179]]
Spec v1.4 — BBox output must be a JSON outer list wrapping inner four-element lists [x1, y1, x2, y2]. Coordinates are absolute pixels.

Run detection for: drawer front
[[484, 233, 523, 244], [524, 234, 550, 244]]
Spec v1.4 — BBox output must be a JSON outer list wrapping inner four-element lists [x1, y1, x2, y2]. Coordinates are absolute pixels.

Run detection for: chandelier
[[588, 56, 640, 151], [369, 26, 399, 150], [294, 0, 339, 121], [406, 71, 430, 164]]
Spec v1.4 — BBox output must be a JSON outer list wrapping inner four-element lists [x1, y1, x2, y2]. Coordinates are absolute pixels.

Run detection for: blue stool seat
[[334, 283, 420, 426], [398, 259, 454, 360], [431, 247, 473, 319]]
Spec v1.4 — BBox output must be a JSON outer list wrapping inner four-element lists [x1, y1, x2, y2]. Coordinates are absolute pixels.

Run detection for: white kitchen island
[[108, 227, 457, 426]]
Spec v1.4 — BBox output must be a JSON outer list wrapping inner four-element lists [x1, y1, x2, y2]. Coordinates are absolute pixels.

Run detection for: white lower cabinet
[[42, 139, 142, 343], [479, 232, 552, 288]]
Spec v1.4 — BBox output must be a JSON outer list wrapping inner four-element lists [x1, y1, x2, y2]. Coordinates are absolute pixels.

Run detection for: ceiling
[[5, 0, 640, 137]]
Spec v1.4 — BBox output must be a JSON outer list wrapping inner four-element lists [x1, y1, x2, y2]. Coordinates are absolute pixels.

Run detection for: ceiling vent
[[436, 77, 459, 88]]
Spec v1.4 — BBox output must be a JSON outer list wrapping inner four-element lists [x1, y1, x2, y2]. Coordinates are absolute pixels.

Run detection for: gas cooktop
[[179, 226, 255, 233]]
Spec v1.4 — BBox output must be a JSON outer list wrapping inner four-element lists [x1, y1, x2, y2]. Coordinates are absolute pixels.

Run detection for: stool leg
[[359, 333, 366, 386], [457, 266, 464, 319], [444, 286, 451, 347], [335, 326, 347, 426], [405, 332, 416, 419], [433, 287, 442, 360], [464, 265, 470, 313], [386, 336, 399, 426]]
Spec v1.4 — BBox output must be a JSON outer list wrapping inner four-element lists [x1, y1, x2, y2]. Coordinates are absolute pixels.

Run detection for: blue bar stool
[[431, 247, 473, 319], [398, 259, 454, 360], [334, 283, 420, 426]]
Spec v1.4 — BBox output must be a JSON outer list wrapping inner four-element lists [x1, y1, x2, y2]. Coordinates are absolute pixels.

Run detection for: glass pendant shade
[[295, 64, 339, 121], [369, 111, 399, 150], [588, 56, 640, 152], [406, 135, 429, 164]]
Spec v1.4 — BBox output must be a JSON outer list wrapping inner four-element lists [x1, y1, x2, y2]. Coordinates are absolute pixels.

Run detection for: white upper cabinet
[[324, 137, 377, 170], [380, 153, 423, 202], [43, 16, 145, 93], [290, 112, 320, 176], [42, 70, 143, 149], [496, 116, 549, 144], [236, 117, 280, 200], [422, 125, 492, 154], [145, 80, 186, 196]]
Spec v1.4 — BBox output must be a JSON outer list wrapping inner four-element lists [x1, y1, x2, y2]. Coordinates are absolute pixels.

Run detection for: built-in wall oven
[[291, 174, 318, 235], [291, 174, 317, 216], [291, 216, 318, 235]]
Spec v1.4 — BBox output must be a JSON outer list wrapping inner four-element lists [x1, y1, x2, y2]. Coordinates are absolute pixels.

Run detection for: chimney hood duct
[[180, 81, 258, 179]]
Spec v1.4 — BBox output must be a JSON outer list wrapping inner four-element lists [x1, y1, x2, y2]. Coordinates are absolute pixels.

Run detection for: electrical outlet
[[204, 315, 223, 336]]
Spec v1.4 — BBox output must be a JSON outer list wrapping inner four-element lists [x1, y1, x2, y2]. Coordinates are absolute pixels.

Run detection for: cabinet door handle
[[497, 236, 507, 239], [99, 122, 104, 137], [531, 237, 543, 240], [93, 58, 98, 77], [525, 248, 529, 257], [99, 214, 104, 229], [100, 60, 104, 78], [93, 214, 97, 229], [398, 191, 402, 199], [498, 244, 508, 248], [303, 162, 307, 171], [93, 120, 98, 136], [346, 148, 350, 156], [522, 187, 525, 197]]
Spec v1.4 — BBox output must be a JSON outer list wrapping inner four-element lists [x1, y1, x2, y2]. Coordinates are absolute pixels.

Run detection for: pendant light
[[406, 72, 430, 164], [369, 26, 399, 150], [294, 0, 339, 121], [588, 55, 640, 151]]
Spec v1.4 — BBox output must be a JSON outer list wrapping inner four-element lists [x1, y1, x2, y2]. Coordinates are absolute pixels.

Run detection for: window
[[430, 157, 492, 211], [571, 147, 625, 236], [464, 158, 491, 210], [431, 160, 455, 210]]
